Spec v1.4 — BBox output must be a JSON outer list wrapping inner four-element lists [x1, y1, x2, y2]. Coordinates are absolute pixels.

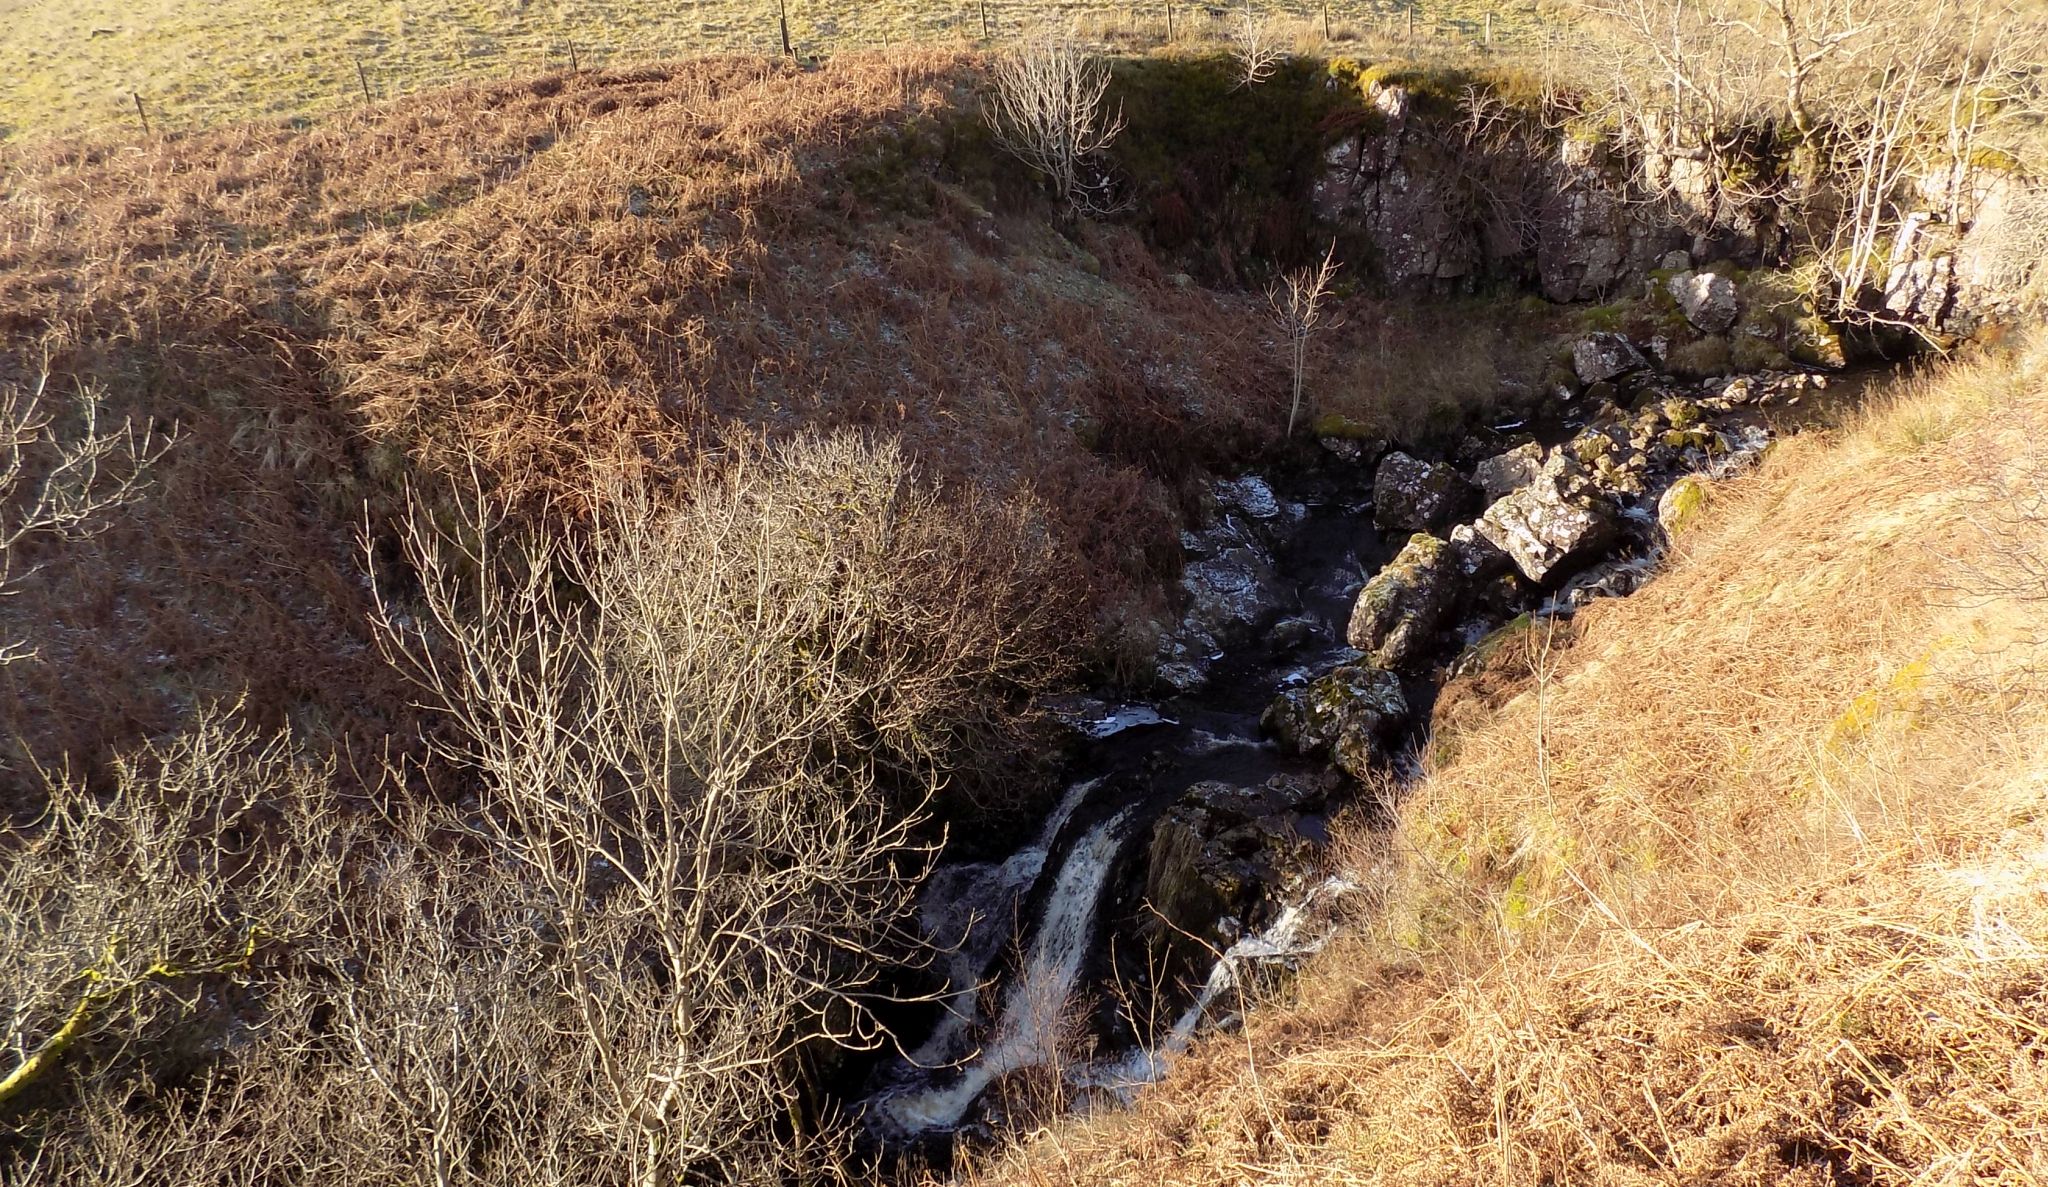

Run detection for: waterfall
[[902, 776, 1102, 1071], [1081, 874, 1358, 1093], [870, 802, 1134, 1137]]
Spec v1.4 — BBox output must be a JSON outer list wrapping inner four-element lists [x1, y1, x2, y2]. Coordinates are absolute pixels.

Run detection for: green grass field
[[0, 0, 1560, 140]]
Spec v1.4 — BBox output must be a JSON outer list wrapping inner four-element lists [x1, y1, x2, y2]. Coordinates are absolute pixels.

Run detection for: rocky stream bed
[[857, 349, 1865, 1155]]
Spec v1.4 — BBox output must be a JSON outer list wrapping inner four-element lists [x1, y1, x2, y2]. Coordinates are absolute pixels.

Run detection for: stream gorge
[[859, 339, 1864, 1151]]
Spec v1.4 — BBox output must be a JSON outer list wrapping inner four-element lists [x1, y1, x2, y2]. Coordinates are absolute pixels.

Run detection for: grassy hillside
[[0, 51, 1312, 795], [0, 0, 1560, 139], [970, 334, 2048, 1185]]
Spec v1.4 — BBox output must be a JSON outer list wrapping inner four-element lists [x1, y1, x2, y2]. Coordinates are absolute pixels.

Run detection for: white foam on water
[[872, 803, 1133, 1135]]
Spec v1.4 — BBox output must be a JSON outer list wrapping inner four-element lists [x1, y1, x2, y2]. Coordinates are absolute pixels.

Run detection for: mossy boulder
[[1261, 662, 1410, 781], [1373, 452, 1478, 534], [1657, 475, 1710, 537], [1476, 454, 1621, 584], [1662, 397, 1704, 429], [1347, 532, 1459, 669]]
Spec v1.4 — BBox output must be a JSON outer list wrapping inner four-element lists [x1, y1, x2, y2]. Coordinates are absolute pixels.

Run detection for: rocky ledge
[[1140, 345, 1833, 966]]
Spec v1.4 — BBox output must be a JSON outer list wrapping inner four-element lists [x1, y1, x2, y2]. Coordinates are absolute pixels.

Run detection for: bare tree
[[0, 711, 338, 1115], [1583, 0, 2046, 326], [986, 29, 1127, 218], [0, 374, 170, 663], [369, 432, 1069, 1184], [1229, 3, 1288, 89], [1269, 245, 1342, 438]]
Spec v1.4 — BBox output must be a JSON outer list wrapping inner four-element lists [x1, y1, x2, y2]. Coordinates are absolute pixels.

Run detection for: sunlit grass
[[0, 0, 1562, 140]]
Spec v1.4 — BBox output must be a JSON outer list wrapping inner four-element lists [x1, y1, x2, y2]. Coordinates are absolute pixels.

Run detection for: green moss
[[1666, 335, 1732, 378], [1578, 302, 1630, 331], [1658, 475, 1708, 535], [1346, 59, 1554, 117], [1660, 397, 1703, 430], [1969, 145, 2024, 174], [1311, 412, 1378, 440], [1730, 334, 1791, 372]]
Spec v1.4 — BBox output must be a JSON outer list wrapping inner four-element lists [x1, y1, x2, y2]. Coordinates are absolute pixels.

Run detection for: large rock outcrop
[[1261, 661, 1409, 781], [1373, 451, 1477, 534], [1475, 455, 1620, 584]]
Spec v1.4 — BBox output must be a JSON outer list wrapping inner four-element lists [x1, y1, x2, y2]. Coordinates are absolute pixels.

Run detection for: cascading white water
[[903, 776, 1102, 1070], [871, 803, 1134, 1136]]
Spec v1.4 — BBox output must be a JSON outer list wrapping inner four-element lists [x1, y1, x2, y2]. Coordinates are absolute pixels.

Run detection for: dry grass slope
[[0, 51, 1284, 795], [972, 336, 2048, 1186]]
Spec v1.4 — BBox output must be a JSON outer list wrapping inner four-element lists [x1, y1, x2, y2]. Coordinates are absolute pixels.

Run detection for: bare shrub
[[368, 430, 1070, 1182], [1584, 0, 2048, 324], [0, 711, 337, 1118], [986, 30, 1127, 217], [0, 375, 169, 664], [1267, 244, 1341, 438]]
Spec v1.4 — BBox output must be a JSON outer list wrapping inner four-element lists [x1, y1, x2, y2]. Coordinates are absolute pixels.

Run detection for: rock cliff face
[[1312, 80, 2042, 330], [1314, 83, 1684, 300]]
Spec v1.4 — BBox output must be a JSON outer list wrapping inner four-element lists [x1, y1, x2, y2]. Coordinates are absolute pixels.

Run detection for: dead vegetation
[[965, 337, 2048, 1185], [2, 429, 1080, 1183], [0, 51, 1289, 791]]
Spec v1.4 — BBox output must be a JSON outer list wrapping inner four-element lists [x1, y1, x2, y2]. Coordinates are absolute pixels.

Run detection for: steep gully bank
[[856, 338, 1856, 1152], [850, 71, 2024, 1153]]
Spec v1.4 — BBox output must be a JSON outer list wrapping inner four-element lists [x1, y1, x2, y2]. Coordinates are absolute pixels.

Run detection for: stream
[[864, 471, 1392, 1144], [859, 366, 1874, 1150]]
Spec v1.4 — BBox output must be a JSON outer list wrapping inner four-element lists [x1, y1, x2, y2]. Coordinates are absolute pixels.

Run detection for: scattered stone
[[1215, 474, 1282, 520], [1472, 441, 1548, 502], [1373, 451, 1477, 534], [1346, 532, 1459, 668], [1261, 661, 1409, 781], [1657, 475, 1709, 537], [1706, 423, 1773, 478], [1546, 555, 1657, 613], [1667, 270, 1740, 333], [1658, 249, 1693, 272], [1476, 455, 1620, 583], [1572, 333, 1648, 385]]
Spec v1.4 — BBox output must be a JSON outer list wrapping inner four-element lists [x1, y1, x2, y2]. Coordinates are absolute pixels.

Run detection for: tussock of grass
[[968, 338, 2048, 1185]]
